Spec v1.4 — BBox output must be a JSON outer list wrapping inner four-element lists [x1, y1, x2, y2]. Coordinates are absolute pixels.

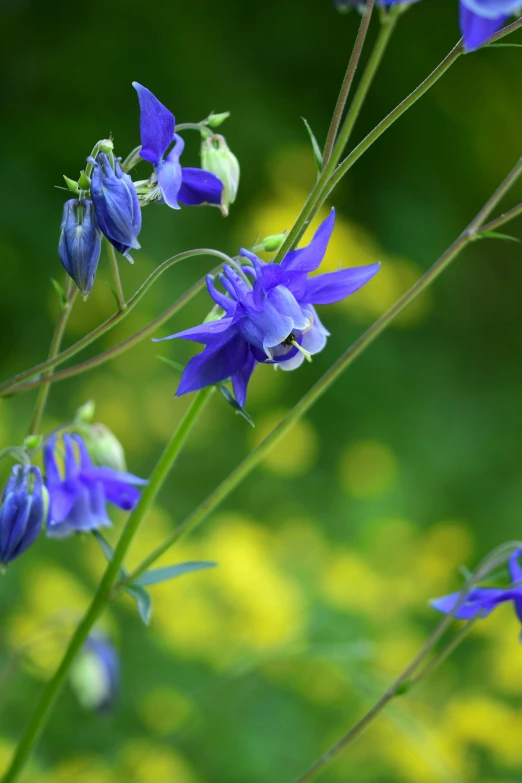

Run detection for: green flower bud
[[23, 435, 43, 451], [82, 423, 127, 472], [206, 112, 231, 129], [200, 134, 240, 217], [97, 139, 114, 154], [75, 400, 96, 424], [262, 233, 287, 252], [63, 176, 80, 194], [78, 170, 91, 190]]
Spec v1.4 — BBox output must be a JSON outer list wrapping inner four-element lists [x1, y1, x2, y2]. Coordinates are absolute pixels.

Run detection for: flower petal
[[459, 3, 508, 49], [282, 209, 336, 273], [431, 587, 506, 619], [303, 263, 381, 305], [154, 316, 236, 345], [177, 333, 250, 396], [232, 350, 257, 408], [178, 167, 223, 206], [156, 138, 184, 209], [133, 82, 175, 166]]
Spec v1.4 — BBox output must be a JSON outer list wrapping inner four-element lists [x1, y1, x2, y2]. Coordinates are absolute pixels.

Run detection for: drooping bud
[[70, 633, 119, 712], [58, 199, 102, 297], [206, 112, 231, 129], [200, 134, 240, 217], [81, 423, 127, 472], [0, 466, 47, 567], [89, 153, 142, 262]]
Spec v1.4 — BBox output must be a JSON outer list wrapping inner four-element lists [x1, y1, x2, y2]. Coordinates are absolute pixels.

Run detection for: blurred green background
[[1, 0, 522, 781]]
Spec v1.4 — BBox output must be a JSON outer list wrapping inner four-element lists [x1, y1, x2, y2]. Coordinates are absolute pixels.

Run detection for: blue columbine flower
[[58, 199, 102, 296], [70, 632, 119, 712], [156, 210, 380, 406], [132, 82, 223, 210], [44, 433, 146, 538], [382, 0, 520, 50], [89, 153, 142, 262], [432, 548, 522, 632], [0, 466, 47, 567]]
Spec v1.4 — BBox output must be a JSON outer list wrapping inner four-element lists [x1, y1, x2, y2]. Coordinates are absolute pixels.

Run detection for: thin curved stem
[[0, 249, 231, 398], [122, 158, 522, 587], [290, 542, 521, 783], [1, 387, 214, 783], [322, 0, 376, 167], [26, 277, 78, 437], [106, 240, 126, 312], [274, 40, 462, 265], [334, 5, 402, 153]]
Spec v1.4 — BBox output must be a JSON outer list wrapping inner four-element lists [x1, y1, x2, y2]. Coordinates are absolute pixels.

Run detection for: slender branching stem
[[106, 240, 127, 312], [26, 277, 78, 437], [322, 0, 376, 167], [122, 158, 522, 587], [1, 387, 214, 783]]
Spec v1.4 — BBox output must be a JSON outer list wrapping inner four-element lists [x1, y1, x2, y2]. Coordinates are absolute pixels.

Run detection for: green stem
[[290, 541, 522, 783], [106, 240, 127, 312], [26, 278, 78, 437], [274, 39, 462, 265], [123, 159, 522, 587], [1, 387, 214, 783], [334, 5, 402, 153], [322, 0, 376, 167], [0, 249, 232, 398]]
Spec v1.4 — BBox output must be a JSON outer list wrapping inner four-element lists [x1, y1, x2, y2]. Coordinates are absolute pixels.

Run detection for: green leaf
[[93, 531, 153, 625], [301, 117, 323, 173], [134, 561, 218, 587], [51, 278, 68, 309], [217, 383, 255, 427], [474, 230, 520, 243], [156, 355, 186, 374], [126, 584, 152, 625]]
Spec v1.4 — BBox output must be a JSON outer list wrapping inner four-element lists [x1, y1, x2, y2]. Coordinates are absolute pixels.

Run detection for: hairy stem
[[322, 0, 376, 167], [1, 387, 214, 783], [26, 277, 78, 437], [122, 158, 522, 586]]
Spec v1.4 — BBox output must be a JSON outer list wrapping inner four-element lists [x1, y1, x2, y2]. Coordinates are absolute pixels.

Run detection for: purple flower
[[70, 633, 119, 712], [44, 434, 146, 538], [432, 548, 522, 630], [58, 199, 102, 296], [0, 466, 47, 567], [132, 82, 223, 210], [156, 210, 380, 406], [381, 0, 520, 50], [89, 153, 142, 262]]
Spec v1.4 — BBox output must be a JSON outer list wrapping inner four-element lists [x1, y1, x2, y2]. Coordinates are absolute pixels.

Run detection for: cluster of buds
[[59, 138, 141, 296], [58, 83, 240, 297]]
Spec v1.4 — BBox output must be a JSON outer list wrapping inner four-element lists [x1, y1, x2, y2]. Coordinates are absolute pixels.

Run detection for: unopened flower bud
[[0, 466, 47, 567], [262, 233, 287, 252], [200, 134, 240, 217], [82, 423, 127, 472], [63, 176, 80, 194], [78, 170, 91, 190], [58, 199, 102, 296], [70, 633, 119, 712], [75, 400, 96, 424], [97, 139, 114, 154], [90, 154, 142, 262], [206, 112, 231, 129]]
